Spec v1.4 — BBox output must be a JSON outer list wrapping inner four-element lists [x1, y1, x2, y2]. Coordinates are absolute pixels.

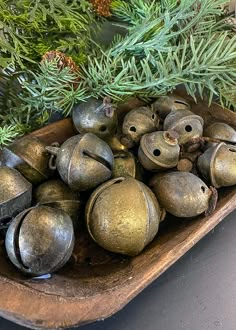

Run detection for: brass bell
[[164, 109, 204, 144], [150, 171, 215, 218], [112, 151, 143, 179], [34, 180, 82, 226], [138, 130, 180, 171], [121, 107, 159, 148], [72, 97, 118, 139], [5, 206, 74, 276], [46, 133, 114, 191], [204, 122, 236, 146], [0, 167, 32, 225], [86, 177, 163, 256], [105, 126, 128, 152], [151, 95, 190, 119], [0, 136, 52, 184], [197, 142, 236, 188]]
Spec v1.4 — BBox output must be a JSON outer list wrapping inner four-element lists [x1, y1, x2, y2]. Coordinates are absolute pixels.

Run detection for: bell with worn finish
[[164, 109, 204, 145], [150, 171, 216, 218], [0, 136, 52, 184], [46, 133, 114, 191], [121, 107, 159, 148], [72, 97, 118, 140], [204, 122, 236, 147], [0, 167, 32, 225], [34, 180, 82, 226], [112, 151, 142, 179], [197, 142, 236, 188], [5, 206, 74, 276], [86, 177, 164, 256], [105, 127, 128, 153], [138, 130, 180, 171], [151, 95, 190, 119]]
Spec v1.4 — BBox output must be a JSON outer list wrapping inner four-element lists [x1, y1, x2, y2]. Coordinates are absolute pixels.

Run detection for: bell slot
[[82, 150, 112, 171]]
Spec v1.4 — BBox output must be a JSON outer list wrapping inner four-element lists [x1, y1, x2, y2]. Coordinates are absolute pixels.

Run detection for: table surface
[[0, 210, 236, 330]]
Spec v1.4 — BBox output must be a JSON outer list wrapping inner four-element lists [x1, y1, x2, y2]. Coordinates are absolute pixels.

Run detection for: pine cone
[[41, 51, 79, 74], [90, 0, 112, 17]]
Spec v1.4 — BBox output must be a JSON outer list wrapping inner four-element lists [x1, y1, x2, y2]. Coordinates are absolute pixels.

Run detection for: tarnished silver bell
[[164, 109, 204, 144], [72, 97, 118, 139], [46, 133, 114, 191], [121, 107, 159, 148], [0, 136, 52, 184], [204, 123, 236, 147], [150, 172, 215, 218], [86, 177, 164, 256], [151, 95, 190, 119], [0, 167, 32, 225], [197, 142, 236, 188], [138, 130, 180, 171], [5, 206, 74, 276], [34, 180, 81, 226]]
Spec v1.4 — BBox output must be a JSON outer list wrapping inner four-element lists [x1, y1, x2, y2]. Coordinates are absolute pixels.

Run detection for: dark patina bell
[[204, 122, 236, 147], [197, 142, 236, 188], [138, 130, 180, 171], [34, 180, 82, 226], [150, 172, 216, 218], [152, 95, 190, 119], [46, 133, 114, 191], [0, 167, 32, 225], [112, 151, 142, 179], [121, 107, 159, 148], [0, 136, 52, 184], [164, 109, 204, 144], [86, 177, 164, 256], [72, 97, 118, 139], [5, 206, 74, 276]]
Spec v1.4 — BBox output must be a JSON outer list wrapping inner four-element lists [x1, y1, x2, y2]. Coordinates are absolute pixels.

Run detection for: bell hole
[[153, 149, 161, 157], [152, 114, 156, 120], [229, 148, 236, 153], [130, 126, 136, 132], [201, 186, 206, 193], [185, 125, 192, 132], [99, 125, 107, 132]]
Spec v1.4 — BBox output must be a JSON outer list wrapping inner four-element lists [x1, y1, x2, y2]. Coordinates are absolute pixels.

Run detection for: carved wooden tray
[[0, 95, 235, 329]]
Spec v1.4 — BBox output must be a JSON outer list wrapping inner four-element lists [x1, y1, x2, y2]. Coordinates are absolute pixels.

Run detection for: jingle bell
[[34, 180, 81, 225], [0, 136, 52, 184], [72, 97, 118, 139], [204, 122, 236, 144], [46, 133, 114, 191], [138, 130, 180, 171], [121, 107, 159, 148], [0, 167, 32, 225], [86, 177, 164, 256], [197, 142, 236, 188], [5, 206, 74, 276], [164, 109, 204, 144], [150, 171, 215, 218], [152, 95, 190, 119]]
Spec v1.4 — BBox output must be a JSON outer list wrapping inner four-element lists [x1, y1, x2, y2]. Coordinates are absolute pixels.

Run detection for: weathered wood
[[0, 96, 235, 329]]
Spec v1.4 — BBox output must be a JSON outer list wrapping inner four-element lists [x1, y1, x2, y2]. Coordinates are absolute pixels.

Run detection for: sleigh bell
[[151, 95, 190, 119]]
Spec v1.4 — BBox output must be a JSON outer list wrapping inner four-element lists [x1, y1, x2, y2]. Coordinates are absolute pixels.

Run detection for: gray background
[[0, 210, 236, 330]]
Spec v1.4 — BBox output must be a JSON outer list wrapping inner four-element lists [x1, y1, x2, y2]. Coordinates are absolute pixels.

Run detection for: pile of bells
[[0, 95, 236, 277]]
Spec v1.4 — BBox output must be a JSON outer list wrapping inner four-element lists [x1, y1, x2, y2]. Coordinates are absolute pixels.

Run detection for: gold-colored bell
[[1, 136, 52, 184], [0, 167, 32, 224], [151, 95, 190, 119], [34, 180, 82, 226], [204, 122, 236, 147], [86, 177, 164, 256], [164, 109, 204, 144], [138, 130, 180, 171], [72, 97, 118, 140], [46, 133, 114, 191], [150, 171, 215, 218], [112, 151, 136, 178], [121, 107, 159, 148], [197, 142, 236, 188], [105, 127, 128, 152], [5, 206, 74, 276]]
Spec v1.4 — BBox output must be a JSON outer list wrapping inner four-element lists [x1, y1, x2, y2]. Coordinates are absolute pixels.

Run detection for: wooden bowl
[[0, 95, 235, 329]]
